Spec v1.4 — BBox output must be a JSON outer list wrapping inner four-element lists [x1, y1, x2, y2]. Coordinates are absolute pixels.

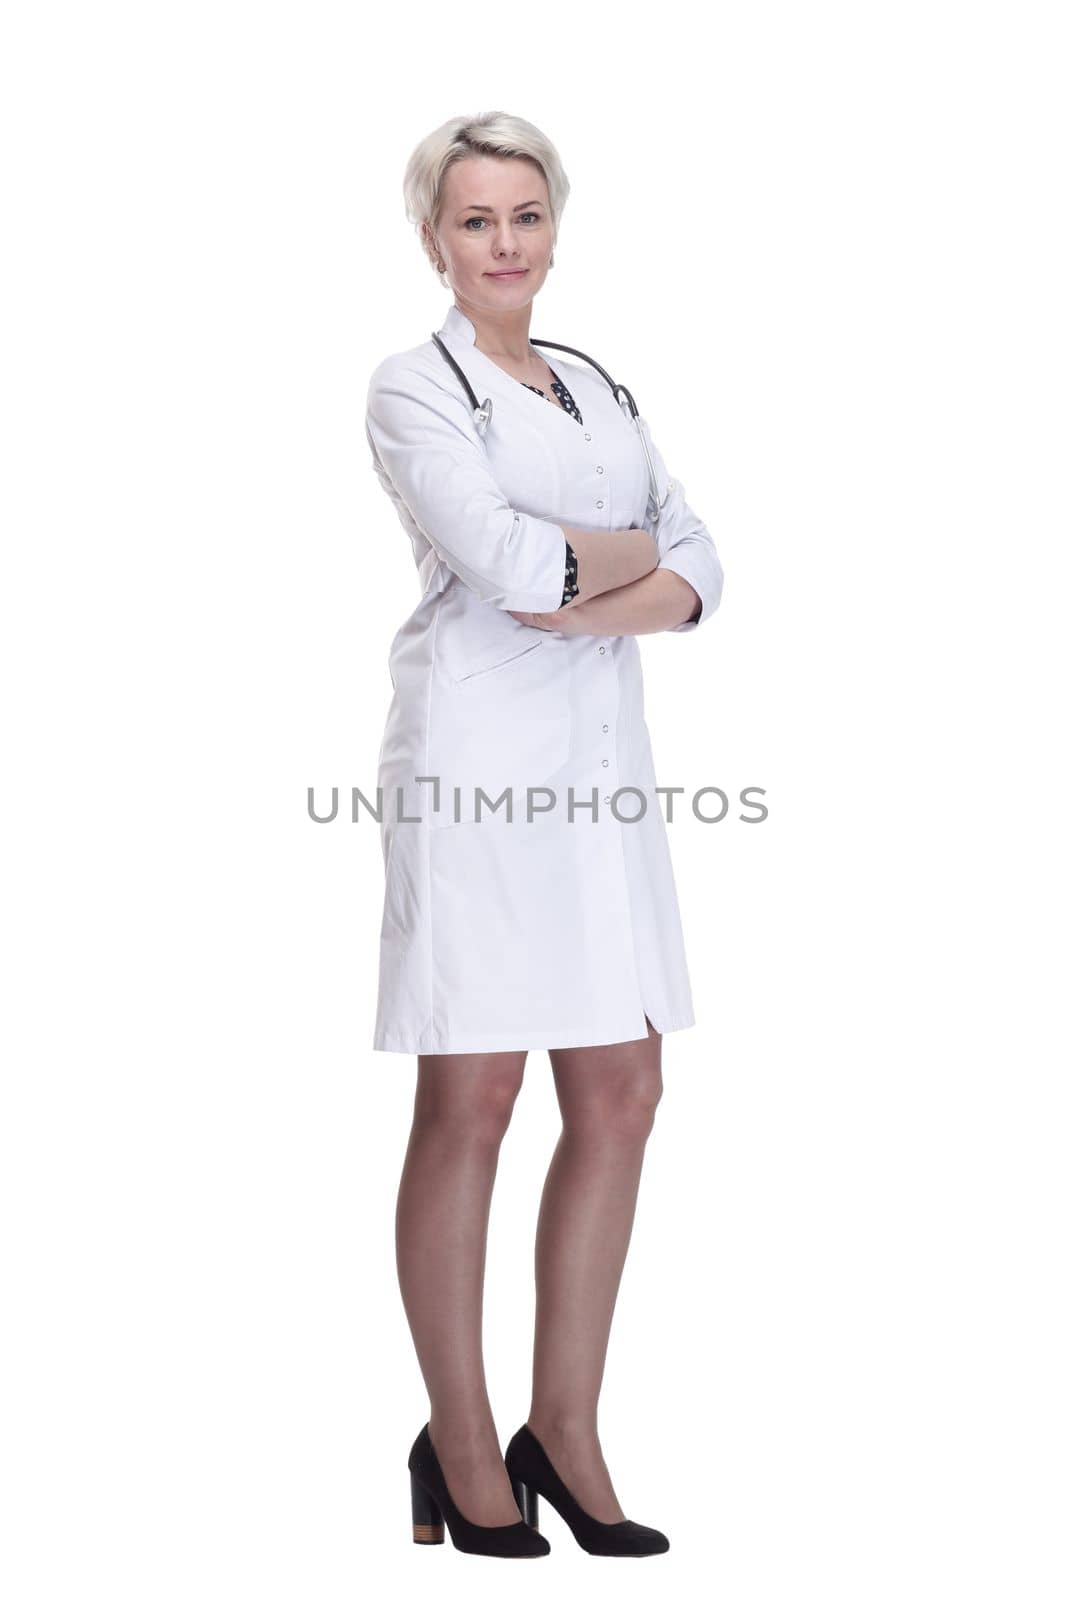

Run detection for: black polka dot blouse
[[522, 369, 582, 608]]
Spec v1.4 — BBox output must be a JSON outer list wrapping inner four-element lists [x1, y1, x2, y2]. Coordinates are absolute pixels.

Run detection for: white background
[[2, 1, 1064, 1594]]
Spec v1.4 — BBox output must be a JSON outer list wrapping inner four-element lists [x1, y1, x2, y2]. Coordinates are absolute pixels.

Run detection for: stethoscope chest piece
[[473, 397, 492, 437]]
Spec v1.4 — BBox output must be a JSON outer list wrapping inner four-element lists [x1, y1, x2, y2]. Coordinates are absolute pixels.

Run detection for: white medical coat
[[365, 302, 724, 1055]]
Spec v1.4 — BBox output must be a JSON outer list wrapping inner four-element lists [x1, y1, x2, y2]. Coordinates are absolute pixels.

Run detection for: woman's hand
[[507, 609, 557, 630], [508, 604, 588, 630]]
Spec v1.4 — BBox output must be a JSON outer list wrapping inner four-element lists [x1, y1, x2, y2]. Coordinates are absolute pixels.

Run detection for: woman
[[364, 113, 725, 1558]]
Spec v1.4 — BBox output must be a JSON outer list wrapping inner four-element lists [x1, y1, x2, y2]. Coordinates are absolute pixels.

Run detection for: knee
[[613, 1070, 664, 1141], [416, 1059, 525, 1146], [573, 1066, 664, 1143], [465, 1070, 525, 1144]]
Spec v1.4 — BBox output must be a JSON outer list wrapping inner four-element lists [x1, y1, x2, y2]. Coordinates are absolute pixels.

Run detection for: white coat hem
[[372, 1011, 696, 1056]]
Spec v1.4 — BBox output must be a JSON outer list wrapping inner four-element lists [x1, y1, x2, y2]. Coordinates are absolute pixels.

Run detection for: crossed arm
[[366, 358, 718, 634], [508, 524, 701, 636]]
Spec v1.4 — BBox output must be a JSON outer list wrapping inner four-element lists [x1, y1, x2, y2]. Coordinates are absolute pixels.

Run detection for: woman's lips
[[486, 269, 528, 279]]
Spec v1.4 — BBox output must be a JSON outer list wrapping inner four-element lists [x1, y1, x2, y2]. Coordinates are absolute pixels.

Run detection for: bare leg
[[396, 1048, 528, 1525], [526, 1015, 664, 1521]]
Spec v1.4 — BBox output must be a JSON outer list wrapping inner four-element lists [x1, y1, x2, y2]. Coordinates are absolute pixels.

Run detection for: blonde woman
[[364, 112, 724, 1558]]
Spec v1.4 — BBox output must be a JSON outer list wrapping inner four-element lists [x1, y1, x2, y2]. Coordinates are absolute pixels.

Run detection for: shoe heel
[[411, 1471, 445, 1544], [510, 1475, 539, 1530]]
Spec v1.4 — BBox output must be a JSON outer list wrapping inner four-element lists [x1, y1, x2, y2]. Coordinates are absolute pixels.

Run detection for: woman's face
[[430, 154, 554, 316]]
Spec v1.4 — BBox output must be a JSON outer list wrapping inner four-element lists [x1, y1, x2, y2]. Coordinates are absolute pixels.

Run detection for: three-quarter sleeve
[[365, 356, 570, 613], [639, 424, 724, 633]]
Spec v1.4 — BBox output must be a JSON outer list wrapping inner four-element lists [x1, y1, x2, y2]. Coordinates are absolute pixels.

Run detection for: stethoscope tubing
[[430, 331, 667, 522]]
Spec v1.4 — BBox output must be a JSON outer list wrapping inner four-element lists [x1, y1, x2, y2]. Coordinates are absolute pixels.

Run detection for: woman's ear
[[423, 221, 445, 274]]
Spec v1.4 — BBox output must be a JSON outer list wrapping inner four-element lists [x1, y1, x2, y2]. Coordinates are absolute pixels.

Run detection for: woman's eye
[[464, 213, 542, 231]]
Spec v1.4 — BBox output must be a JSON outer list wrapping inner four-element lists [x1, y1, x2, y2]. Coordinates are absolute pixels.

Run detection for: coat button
[[601, 723, 609, 732], [596, 464, 604, 473], [601, 758, 609, 767], [584, 431, 591, 440], [595, 498, 604, 509], [598, 645, 606, 654]]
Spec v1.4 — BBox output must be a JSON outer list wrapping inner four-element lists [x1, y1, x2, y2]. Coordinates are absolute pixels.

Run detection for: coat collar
[[437, 302, 477, 346]]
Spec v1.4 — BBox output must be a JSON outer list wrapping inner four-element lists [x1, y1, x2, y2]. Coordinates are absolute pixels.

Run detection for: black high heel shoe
[[504, 1423, 670, 1557], [408, 1422, 551, 1557]]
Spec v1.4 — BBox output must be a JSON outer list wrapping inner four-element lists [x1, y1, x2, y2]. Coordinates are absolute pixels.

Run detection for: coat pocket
[[427, 641, 571, 829], [454, 637, 544, 682], [435, 579, 549, 686]]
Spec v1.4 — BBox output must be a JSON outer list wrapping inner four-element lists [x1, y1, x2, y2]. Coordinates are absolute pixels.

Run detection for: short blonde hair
[[403, 111, 570, 280]]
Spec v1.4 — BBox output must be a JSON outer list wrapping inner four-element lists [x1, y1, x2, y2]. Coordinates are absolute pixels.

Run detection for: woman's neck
[[456, 298, 533, 363]]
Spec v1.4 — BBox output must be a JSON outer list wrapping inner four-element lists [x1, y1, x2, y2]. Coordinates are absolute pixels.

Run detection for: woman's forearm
[[559, 525, 659, 604], [532, 568, 701, 636]]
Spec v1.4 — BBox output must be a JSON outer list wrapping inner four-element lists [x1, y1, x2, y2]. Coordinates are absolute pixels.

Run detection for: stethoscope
[[431, 331, 669, 524]]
